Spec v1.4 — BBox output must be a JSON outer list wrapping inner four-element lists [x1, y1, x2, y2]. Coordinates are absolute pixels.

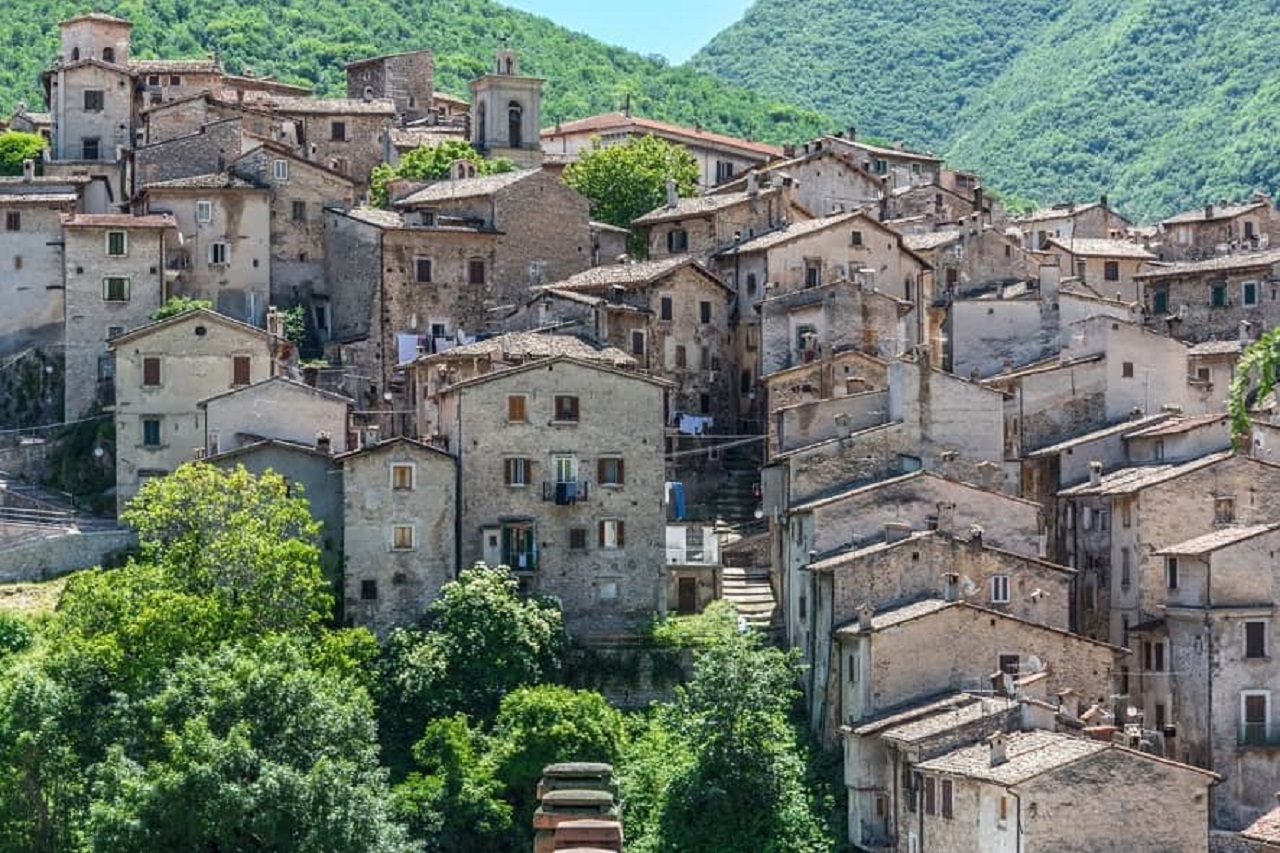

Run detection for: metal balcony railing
[[542, 480, 590, 504]]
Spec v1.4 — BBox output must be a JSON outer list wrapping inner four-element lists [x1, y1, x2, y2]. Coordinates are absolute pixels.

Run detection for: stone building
[[903, 226, 1034, 300], [199, 375, 352, 456], [762, 349, 888, 414], [1013, 198, 1132, 250], [711, 144, 882, 217], [542, 111, 780, 192], [345, 51, 435, 124], [139, 173, 272, 325], [109, 308, 276, 513], [1158, 197, 1280, 262], [62, 212, 176, 418], [338, 436, 457, 636], [820, 133, 942, 192], [633, 180, 797, 262], [133, 117, 246, 188], [1044, 237, 1156, 302], [435, 356, 669, 638], [1135, 250, 1280, 344], [470, 49, 544, 168], [269, 97, 396, 190]]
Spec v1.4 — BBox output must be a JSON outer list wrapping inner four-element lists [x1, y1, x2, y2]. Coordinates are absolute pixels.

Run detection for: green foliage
[[369, 140, 514, 207], [150, 296, 211, 321], [0, 0, 827, 163], [279, 304, 307, 347], [650, 599, 742, 648], [695, 0, 1280, 221], [1230, 324, 1280, 447], [0, 131, 43, 176], [563, 135, 699, 253], [43, 409, 114, 511], [0, 614, 34, 660]]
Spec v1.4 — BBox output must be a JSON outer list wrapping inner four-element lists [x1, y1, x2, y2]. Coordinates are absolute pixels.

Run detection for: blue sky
[[501, 0, 753, 63]]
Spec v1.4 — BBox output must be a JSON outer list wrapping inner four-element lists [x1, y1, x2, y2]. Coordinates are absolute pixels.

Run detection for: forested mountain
[[0, 0, 826, 144], [693, 0, 1280, 221]]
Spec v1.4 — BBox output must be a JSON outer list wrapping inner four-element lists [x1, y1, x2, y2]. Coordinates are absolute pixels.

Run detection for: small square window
[[169, 75, 181, 86], [273, 159, 289, 181], [331, 121, 347, 142], [82, 138, 100, 161], [666, 228, 688, 253], [1104, 260, 1120, 281], [4, 211, 20, 232], [391, 463, 414, 490], [147, 74, 160, 86], [103, 277, 130, 302], [507, 394, 527, 423], [391, 524, 415, 550], [142, 356, 161, 387], [360, 579, 378, 600], [83, 90, 104, 111], [196, 200, 213, 223], [597, 457, 625, 486], [568, 527, 587, 550], [1122, 361, 1134, 378], [142, 418, 161, 447], [554, 395, 579, 423], [291, 200, 306, 223], [106, 231, 127, 256]]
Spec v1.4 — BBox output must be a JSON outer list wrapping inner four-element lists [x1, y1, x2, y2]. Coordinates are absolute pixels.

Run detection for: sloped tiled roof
[[1188, 340, 1245, 356], [632, 188, 783, 226], [269, 97, 395, 115], [1057, 451, 1234, 497], [539, 257, 724, 293], [1156, 523, 1280, 557], [915, 730, 1106, 786], [717, 211, 864, 255], [1123, 413, 1228, 438], [142, 172, 261, 190], [394, 169, 539, 205], [417, 332, 635, 368], [542, 112, 782, 158], [1134, 249, 1280, 278], [881, 696, 1019, 744], [129, 58, 220, 74], [903, 229, 962, 252], [61, 212, 175, 229], [1162, 200, 1269, 226], [1048, 237, 1155, 259], [1242, 803, 1280, 844]]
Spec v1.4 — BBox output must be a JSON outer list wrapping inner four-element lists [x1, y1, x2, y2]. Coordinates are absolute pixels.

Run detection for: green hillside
[[0, 0, 827, 144], [693, 0, 1280, 221]]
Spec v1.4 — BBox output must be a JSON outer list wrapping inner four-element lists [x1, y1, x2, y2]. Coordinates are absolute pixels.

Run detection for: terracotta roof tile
[[1134, 249, 1280, 278], [1156, 523, 1280, 557], [915, 730, 1106, 785], [542, 112, 781, 158], [1162, 200, 1269, 225], [393, 169, 539, 205]]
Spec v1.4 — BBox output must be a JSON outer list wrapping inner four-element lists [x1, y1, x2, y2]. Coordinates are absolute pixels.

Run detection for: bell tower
[[468, 43, 544, 168]]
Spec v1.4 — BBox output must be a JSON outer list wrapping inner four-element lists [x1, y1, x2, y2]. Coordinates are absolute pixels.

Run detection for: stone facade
[[436, 357, 668, 638], [469, 50, 544, 167], [1159, 199, 1280, 262], [271, 99, 395, 190], [346, 51, 434, 124], [62, 213, 174, 417], [1014, 200, 1132, 250], [1046, 237, 1155, 302], [762, 349, 888, 414], [109, 308, 275, 513], [635, 185, 795, 262], [0, 179, 81, 356], [134, 118, 245, 189], [199, 376, 351, 456], [339, 437, 457, 636], [905, 226, 1036, 300], [758, 279, 912, 376], [1136, 251, 1280, 344]]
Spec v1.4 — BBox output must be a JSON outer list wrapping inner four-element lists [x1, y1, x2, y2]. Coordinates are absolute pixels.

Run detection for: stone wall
[[0, 527, 137, 581], [135, 119, 243, 187]]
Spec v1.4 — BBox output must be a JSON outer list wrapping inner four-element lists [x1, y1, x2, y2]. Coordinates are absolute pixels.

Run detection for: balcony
[[504, 550, 538, 572], [542, 480, 590, 505], [1238, 723, 1280, 748]]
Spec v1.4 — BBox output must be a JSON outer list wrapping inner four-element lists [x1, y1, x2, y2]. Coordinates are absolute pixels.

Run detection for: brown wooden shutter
[[508, 395, 526, 422], [233, 355, 251, 386], [143, 356, 160, 386]]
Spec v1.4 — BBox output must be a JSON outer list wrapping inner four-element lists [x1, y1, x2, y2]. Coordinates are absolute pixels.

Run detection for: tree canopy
[[369, 140, 515, 207], [0, 131, 43, 176]]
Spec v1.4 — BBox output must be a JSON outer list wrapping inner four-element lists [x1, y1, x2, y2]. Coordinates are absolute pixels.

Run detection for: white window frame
[[273, 159, 289, 181], [1243, 280, 1259, 307], [990, 575, 1010, 604], [209, 241, 229, 266], [102, 276, 130, 302], [105, 230, 127, 257], [390, 523, 417, 551], [552, 454, 578, 484], [1241, 689, 1271, 742], [504, 457, 530, 487], [196, 199, 213, 224], [390, 462, 416, 491], [600, 518, 623, 550]]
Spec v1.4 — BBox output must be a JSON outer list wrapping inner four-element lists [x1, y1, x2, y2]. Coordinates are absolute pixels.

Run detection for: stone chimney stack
[[885, 521, 911, 543], [988, 732, 1009, 767], [665, 178, 678, 209], [1205, 203, 1214, 220], [857, 602, 875, 632], [1088, 461, 1103, 488], [21, 159, 34, 182], [1240, 320, 1253, 345], [942, 572, 960, 602]]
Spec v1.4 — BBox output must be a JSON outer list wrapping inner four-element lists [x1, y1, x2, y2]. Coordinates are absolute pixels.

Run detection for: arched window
[[475, 101, 487, 149], [71, 47, 80, 61], [102, 47, 115, 63], [508, 101, 523, 149], [505, 57, 514, 74]]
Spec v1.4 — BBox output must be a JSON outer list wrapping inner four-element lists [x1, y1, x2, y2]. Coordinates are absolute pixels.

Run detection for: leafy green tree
[[562, 135, 699, 253], [391, 715, 512, 852], [369, 140, 515, 206], [0, 131, 43, 176], [87, 637, 411, 852], [1230, 324, 1280, 447], [150, 296, 211, 321]]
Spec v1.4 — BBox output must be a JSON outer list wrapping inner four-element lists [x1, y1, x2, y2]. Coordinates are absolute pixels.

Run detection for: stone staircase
[[704, 441, 763, 526], [721, 565, 782, 643]]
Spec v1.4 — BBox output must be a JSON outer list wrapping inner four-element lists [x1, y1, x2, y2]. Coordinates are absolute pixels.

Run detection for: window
[[414, 257, 433, 283], [851, 230, 863, 247], [1104, 260, 1120, 281], [108, 325, 124, 339], [83, 90, 104, 111], [169, 75, 180, 86], [331, 121, 347, 142], [1122, 502, 1132, 528], [392, 524, 415, 550], [4, 211, 19, 232], [568, 527, 588, 550], [999, 654, 1020, 675], [940, 779, 953, 820], [1122, 361, 1134, 378], [102, 277, 130, 302], [923, 777, 936, 816], [599, 519, 625, 550], [1154, 703, 1167, 731], [209, 242, 229, 265], [502, 523, 537, 570], [142, 356, 161, 387], [504, 457, 530, 487], [714, 160, 735, 182], [507, 394, 527, 423], [361, 579, 378, 600], [699, 300, 712, 324], [232, 355, 251, 386], [666, 229, 689, 253], [997, 795, 1009, 826], [101, 230, 127, 256], [291, 200, 306, 223], [1153, 288, 1170, 315], [391, 463, 415, 491], [746, 272, 758, 297], [553, 395, 580, 423], [551, 454, 579, 486], [82, 138, 100, 161], [1242, 692, 1270, 745], [1166, 558, 1179, 590], [805, 260, 821, 288], [1244, 280, 1259, 306], [1212, 282, 1227, 308], [148, 74, 160, 86], [660, 296, 673, 320], [142, 418, 161, 447], [699, 393, 711, 414], [1215, 496, 1236, 523], [1144, 640, 1167, 672], [873, 158, 887, 174], [1121, 547, 1132, 588], [468, 258, 486, 285], [273, 159, 289, 181], [196, 200, 213, 224], [990, 575, 1010, 604], [630, 330, 646, 357], [598, 457, 625, 486], [745, 325, 760, 350], [674, 345, 687, 369], [1246, 621, 1268, 659], [97, 354, 113, 381]]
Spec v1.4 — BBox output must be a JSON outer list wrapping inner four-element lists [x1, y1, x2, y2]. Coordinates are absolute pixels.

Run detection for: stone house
[[1141, 524, 1280, 829], [1135, 250, 1280, 344], [1123, 413, 1231, 465], [910, 730, 1217, 853], [541, 111, 781, 191], [109, 308, 277, 513], [130, 58, 222, 110], [521, 257, 736, 430], [345, 51, 435, 124], [1187, 339, 1244, 398], [1158, 198, 1280, 262], [198, 375, 352, 456], [0, 171, 85, 356], [338, 436, 457, 636], [139, 92, 224, 145], [435, 356, 669, 638], [269, 97, 395, 190], [139, 173, 271, 326], [821, 133, 942, 191], [7, 103, 52, 141], [762, 349, 888, 414], [469, 49, 545, 168], [1045, 237, 1156, 302], [62, 212, 176, 418], [133, 117, 247, 188], [1013, 198, 1132, 250], [1242, 802, 1280, 852], [207, 438, 344, 586], [711, 144, 883, 217], [903, 225, 1034, 300], [633, 181, 797, 262], [229, 141, 358, 309], [884, 182, 988, 226]]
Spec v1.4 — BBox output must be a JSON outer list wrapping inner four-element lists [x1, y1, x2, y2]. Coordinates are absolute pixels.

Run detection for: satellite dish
[[1027, 655, 1044, 674]]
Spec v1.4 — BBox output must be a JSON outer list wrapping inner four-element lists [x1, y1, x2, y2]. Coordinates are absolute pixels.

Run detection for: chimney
[[1240, 320, 1253, 345], [746, 170, 759, 197], [935, 501, 956, 534], [848, 125, 856, 140], [885, 521, 911, 543], [942, 572, 960, 602], [623, 92, 632, 118], [972, 185, 984, 215], [856, 602, 874, 632], [1088, 461, 1103, 488], [365, 424, 381, 446], [1205, 203, 1214, 220], [967, 524, 983, 549], [315, 431, 332, 453], [21, 159, 34, 182], [783, 143, 796, 158], [665, 178, 678, 209], [987, 732, 1009, 767], [1100, 193, 1109, 209]]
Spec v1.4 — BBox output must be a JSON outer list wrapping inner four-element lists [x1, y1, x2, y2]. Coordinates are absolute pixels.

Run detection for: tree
[[1230, 325, 1280, 447], [151, 296, 211, 321], [562, 135, 699, 253], [369, 140, 515, 206], [0, 131, 43, 176], [86, 637, 411, 852]]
